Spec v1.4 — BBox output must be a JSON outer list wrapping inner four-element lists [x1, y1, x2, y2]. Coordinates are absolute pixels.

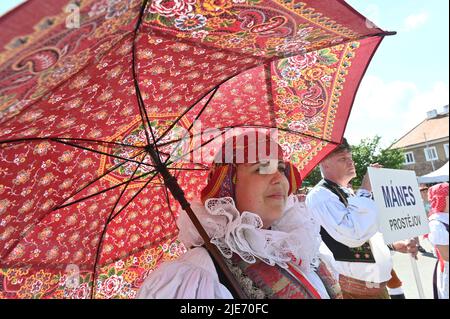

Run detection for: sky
[[0, 1, 448, 148], [346, 0, 449, 147], [0, 0, 26, 17]]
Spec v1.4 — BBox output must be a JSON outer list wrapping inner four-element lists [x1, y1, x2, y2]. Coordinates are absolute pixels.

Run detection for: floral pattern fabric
[[0, 0, 388, 298]]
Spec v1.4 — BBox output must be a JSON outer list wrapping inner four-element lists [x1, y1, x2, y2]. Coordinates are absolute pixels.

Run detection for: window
[[404, 152, 415, 164], [445, 144, 449, 159], [424, 146, 438, 161]]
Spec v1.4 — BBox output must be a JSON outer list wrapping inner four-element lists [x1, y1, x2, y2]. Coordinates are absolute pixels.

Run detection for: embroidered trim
[[223, 257, 268, 299], [287, 262, 322, 299]]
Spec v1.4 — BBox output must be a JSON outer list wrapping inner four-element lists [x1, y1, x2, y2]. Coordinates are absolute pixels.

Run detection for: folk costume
[[427, 183, 449, 299], [137, 133, 341, 299], [306, 179, 392, 299]]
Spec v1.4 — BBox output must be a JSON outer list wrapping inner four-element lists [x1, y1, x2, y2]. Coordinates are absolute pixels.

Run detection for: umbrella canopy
[[0, 0, 391, 298], [417, 161, 449, 184]]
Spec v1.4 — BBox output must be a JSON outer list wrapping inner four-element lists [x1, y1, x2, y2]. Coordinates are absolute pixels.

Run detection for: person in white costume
[[137, 132, 341, 299], [305, 138, 418, 299], [427, 182, 449, 299]]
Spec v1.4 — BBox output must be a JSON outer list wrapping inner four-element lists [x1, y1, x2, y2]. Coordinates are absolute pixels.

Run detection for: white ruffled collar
[[177, 196, 321, 272]]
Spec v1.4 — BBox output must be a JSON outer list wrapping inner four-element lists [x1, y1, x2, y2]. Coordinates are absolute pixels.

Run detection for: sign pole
[[368, 167, 431, 299], [409, 255, 425, 299]]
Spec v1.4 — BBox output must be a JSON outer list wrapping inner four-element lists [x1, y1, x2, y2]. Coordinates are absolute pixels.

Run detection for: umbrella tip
[[385, 31, 397, 36]]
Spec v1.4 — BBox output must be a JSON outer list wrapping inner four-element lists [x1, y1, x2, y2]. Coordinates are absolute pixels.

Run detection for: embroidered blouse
[[137, 195, 332, 299]]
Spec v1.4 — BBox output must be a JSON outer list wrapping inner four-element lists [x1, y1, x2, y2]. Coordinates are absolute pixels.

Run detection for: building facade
[[391, 106, 449, 177]]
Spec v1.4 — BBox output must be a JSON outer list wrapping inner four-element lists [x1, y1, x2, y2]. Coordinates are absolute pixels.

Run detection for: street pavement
[[392, 238, 437, 299]]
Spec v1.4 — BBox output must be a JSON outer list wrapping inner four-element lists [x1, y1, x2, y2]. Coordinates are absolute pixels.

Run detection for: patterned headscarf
[[200, 132, 302, 203], [428, 182, 449, 214]]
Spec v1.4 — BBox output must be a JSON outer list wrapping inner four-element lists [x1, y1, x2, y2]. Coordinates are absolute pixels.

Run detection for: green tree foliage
[[301, 166, 322, 188], [301, 136, 404, 188], [350, 136, 404, 187]]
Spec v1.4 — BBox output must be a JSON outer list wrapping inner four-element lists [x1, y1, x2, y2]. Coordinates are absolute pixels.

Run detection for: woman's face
[[234, 160, 289, 229]]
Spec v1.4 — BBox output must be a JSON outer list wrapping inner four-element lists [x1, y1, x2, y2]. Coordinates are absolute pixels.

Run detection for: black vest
[[318, 179, 375, 263]]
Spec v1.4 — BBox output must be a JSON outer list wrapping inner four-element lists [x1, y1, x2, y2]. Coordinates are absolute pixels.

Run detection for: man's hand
[[392, 238, 419, 260], [361, 163, 383, 192]]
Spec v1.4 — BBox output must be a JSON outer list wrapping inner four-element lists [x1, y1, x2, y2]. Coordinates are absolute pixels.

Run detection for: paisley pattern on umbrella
[[0, 0, 390, 298]]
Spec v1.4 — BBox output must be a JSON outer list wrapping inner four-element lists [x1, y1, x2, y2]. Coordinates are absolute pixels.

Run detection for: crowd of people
[[137, 133, 449, 299]]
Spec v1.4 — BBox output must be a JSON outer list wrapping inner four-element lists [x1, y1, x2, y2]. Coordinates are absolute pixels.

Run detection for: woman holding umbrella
[[137, 132, 341, 299]]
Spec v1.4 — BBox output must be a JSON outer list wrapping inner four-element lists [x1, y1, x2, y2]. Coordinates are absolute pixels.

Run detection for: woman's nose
[[270, 170, 283, 184]]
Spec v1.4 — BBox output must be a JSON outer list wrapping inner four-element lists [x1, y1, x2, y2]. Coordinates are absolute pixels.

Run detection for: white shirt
[[306, 184, 392, 283], [428, 212, 449, 299], [136, 246, 330, 299], [428, 213, 449, 246], [137, 196, 330, 299], [136, 247, 233, 299]]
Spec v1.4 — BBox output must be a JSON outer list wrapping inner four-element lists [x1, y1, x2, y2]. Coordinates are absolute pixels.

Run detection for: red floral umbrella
[[0, 0, 392, 298]]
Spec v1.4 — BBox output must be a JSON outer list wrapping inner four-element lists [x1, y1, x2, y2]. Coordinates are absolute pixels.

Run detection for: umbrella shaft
[[146, 146, 248, 298]]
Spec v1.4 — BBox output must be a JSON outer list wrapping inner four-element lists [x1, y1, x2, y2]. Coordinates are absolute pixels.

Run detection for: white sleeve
[[136, 248, 233, 299], [428, 220, 449, 246], [306, 187, 378, 247]]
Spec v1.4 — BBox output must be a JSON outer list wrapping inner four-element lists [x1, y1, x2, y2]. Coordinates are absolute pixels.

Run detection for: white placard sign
[[368, 167, 430, 244]]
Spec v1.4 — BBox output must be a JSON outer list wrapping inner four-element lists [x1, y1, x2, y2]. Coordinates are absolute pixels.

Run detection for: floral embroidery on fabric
[[0, 0, 387, 298]]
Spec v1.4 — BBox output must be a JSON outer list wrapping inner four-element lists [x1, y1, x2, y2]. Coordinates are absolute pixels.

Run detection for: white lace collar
[[177, 196, 321, 272]]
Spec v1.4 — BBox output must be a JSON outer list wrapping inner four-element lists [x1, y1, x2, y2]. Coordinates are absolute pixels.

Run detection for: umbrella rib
[[162, 124, 339, 167], [165, 123, 337, 149], [108, 153, 148, 218], [109, 170, 159, 222], [271, 125, 337, 144], [156, 86, 220, 146], [167, 167, 209, 171], [135, 88, 162, 161], [53, 169, 156, 211], [268, 31, 395, 62], [54, 149, 147, 210], [157, 125, 237, 149], [0, 137, 145, 149], [233, 123, 337, 144], [160, 87, 220, 167], [136, 87, 159, 153], [263, 62, 277, 128], [131, 0, 162, 161], [51, 138, 155, 168], [144, 26, 265, 62], [90, 152, 148, 299], [165, 128, 232, 166], [57, 138, 145, 149], [132, 62, 152, 148], [150, 29, 387, 160], [0, 168, 156, 267], [0, 157, 151, 264], [185, 162, 210, 170], [142, 21, 393, 76]]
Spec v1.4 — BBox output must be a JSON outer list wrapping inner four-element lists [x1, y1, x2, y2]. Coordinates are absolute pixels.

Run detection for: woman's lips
[[267, 193, 285, 200]]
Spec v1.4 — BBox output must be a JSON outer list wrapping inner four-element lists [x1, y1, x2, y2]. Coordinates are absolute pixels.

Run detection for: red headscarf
[[428, 182, 449, 214], [200, 132, 302, 203]]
